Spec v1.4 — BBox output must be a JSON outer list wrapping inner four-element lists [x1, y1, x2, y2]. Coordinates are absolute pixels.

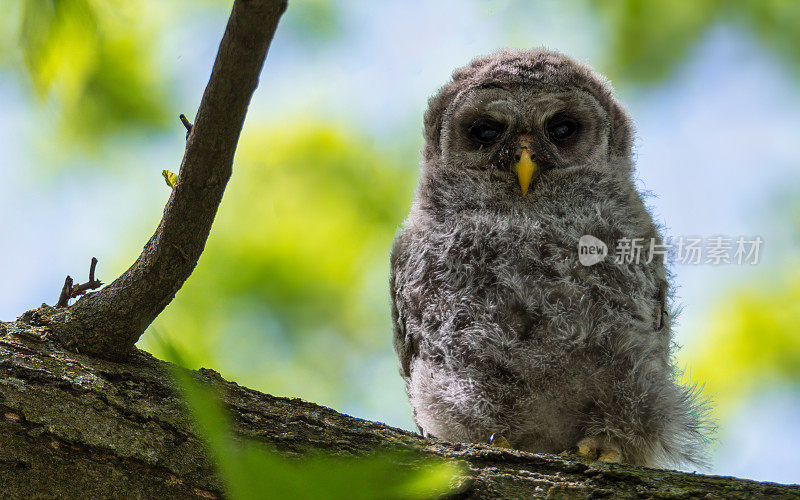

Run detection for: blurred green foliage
[[591, 0, 800, 83], [11, 0, 168, 143], [162, 338, 461, 500], [143, 123, 416, 409], [7, 0, 800, 144], [20, 0, 96, 98], [591, 0, 721, 83], [688, 268, 800, 413], [685, 198, 800, 416], [283, 0, 341, 40]]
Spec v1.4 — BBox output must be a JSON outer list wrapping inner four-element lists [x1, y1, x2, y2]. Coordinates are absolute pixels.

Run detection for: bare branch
[[49, 0, 288, 360], [68, 279, 102, 298], [55, 276, 73, 308], [55, 259, 102, 308], [179, 113, 193, 137], [88, 257, 98, 283]]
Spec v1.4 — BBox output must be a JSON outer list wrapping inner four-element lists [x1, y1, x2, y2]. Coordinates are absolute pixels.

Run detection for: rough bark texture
[[2, 315, 798, 499], [48, 0, 287, 361]]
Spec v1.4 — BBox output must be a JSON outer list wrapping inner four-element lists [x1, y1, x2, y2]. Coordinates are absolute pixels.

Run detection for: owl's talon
[[489, 434, 512, 448], [576, 437, 621, 463], [577, 438, 597, 460], [599, 449, 621, 463]]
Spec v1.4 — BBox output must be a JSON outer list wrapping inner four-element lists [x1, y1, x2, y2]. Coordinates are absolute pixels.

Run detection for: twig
[[89, 257, 98, 282], [70, 258, 103, 298], [56, 276, 73, 308], [55, 259, 103, 308], [69, 281, 103, 298], [179, 114, 193, 138]]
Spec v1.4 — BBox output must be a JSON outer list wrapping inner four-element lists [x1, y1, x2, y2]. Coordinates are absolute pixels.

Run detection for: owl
[[390, 49, 711, 468]]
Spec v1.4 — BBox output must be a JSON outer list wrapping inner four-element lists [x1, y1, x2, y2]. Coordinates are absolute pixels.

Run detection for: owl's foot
[[489, 433, 512, 448], [576, 437, 621, 463]]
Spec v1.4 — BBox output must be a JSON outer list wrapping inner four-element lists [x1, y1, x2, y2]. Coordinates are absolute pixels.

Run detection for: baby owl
[[390, 49, 711, 468]]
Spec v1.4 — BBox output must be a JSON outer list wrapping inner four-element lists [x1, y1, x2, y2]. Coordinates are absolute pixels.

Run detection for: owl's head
[[418, 49, 634, 213]]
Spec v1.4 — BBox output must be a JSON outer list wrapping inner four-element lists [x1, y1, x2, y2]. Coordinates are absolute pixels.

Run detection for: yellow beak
[[512, 149, 537, 196]]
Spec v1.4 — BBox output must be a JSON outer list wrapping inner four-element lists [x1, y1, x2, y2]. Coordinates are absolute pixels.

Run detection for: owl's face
[[419, 49, 633, 212], [443, 84, 611, 192]]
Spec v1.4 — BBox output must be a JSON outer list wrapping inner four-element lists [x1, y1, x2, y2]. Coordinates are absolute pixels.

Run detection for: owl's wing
[[390, 231, 417, 380]]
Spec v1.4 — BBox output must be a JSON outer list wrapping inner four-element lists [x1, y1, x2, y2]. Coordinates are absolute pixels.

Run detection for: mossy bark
[[1, 315, 797, 499]]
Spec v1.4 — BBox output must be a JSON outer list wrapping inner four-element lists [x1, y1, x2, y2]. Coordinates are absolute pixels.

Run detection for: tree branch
[[48, 0, 287, 360], [1, 328, 797, 499], [55, 276, 73, 308], [55, 259, 103, 308]]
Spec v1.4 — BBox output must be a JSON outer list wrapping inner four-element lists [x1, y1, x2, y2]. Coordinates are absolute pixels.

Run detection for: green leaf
[[162, 169, 178, 189], [158, 336, 462, 500]]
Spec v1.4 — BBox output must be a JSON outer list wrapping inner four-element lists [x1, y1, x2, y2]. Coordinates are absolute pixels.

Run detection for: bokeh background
[[1, 0, 799, 484]]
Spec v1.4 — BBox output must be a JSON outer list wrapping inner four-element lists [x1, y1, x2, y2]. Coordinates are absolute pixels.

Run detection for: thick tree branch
[[48, 0, 287, 360], [1, 322, 798, 499]]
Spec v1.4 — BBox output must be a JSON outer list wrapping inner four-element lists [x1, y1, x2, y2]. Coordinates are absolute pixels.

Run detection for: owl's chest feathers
[[399, 208, 660, 350]]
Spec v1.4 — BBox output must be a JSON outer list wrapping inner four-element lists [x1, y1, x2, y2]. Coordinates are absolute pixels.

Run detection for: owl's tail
[[583, 370, 716, 470]]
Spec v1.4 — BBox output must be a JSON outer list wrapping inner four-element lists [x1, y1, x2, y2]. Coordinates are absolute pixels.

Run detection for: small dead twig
[[179, 114, 193, 138], [55, 258, 103, 308], [89, 256, 98, 282], [56, 276, 74, 308], [71, 257, 103, 297]]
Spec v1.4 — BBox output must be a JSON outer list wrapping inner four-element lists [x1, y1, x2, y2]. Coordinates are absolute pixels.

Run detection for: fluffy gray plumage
[[390, 48, 712, 468]]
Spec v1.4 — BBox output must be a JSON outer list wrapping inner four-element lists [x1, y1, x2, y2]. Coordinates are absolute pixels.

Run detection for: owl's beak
[[512, 138, 538, 195]]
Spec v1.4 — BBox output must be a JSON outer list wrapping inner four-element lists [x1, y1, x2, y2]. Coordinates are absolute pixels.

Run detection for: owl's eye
[[468, 121, 505, 144], [546, 116, 578, 142]]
